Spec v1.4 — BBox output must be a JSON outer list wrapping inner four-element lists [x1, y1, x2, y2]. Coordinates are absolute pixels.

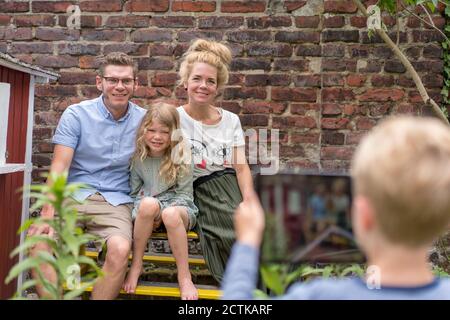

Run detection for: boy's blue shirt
[[222, 243, 450, 300], [52, 95, 146, 206]]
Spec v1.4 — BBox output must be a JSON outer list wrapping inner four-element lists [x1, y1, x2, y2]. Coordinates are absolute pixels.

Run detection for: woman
[[177, 39, 257, 283]]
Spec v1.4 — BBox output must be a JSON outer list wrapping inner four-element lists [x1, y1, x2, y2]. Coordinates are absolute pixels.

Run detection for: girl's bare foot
[[179, 277, 198, 300], [123, 262, 143, 294]]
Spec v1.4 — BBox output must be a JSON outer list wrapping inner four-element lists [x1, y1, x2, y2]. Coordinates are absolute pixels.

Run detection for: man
[[28, 52, 146, 299]]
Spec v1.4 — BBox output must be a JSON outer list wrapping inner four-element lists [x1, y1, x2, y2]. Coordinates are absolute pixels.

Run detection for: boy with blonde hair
[[222, 116, 450, 299]]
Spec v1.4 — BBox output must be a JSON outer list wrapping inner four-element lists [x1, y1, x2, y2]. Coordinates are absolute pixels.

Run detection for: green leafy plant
[[5, 172, 103, 299], [255, 263, 365, 298]]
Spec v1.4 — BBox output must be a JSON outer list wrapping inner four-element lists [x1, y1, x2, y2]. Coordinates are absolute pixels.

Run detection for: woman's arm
[[232, 146, 257, 201]]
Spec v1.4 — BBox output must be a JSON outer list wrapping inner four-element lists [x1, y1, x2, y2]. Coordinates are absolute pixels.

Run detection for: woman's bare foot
[[179, 277, 198, 300], [123, 261, 143, 294]]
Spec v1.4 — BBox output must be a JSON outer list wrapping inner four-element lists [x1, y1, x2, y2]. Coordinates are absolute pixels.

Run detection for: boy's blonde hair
[[133, 103, 191, 186], [178, 39, 232, 88], [351, 116, 450, 247]]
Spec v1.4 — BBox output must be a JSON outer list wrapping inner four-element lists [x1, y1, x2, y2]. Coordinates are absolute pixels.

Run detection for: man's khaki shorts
[[74, 194, 133, 243]]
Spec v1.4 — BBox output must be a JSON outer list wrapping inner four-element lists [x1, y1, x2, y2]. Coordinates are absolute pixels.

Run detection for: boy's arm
[[221, 198, 265, 300]]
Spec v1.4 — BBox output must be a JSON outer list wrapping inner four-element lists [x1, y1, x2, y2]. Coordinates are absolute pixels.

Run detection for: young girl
[[123, 103, 199, 300]]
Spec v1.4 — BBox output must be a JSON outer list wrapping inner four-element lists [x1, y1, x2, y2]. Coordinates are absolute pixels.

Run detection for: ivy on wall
[[443, 5, 450, 110]]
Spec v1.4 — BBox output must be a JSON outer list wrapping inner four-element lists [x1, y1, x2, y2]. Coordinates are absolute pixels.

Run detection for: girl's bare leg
[[161, 206, 198, 300], [123, 197, 160, 293]]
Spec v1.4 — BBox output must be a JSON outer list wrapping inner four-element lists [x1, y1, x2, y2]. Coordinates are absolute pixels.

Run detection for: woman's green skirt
[[193, 169, 242, 284]]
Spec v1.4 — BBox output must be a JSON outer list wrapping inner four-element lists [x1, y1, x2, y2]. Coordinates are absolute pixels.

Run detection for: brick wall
[[0, 0, 445, 180]]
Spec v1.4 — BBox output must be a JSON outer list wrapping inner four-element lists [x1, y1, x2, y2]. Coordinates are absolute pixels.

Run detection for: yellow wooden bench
[[84, 250, 206, 266], [77, 231, 222, 300], [82, 281, 221, 299]]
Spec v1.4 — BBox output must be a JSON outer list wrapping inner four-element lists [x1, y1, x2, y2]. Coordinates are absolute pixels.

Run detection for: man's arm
[[40, 144, 74, 218], [28, 145, 74, 236]]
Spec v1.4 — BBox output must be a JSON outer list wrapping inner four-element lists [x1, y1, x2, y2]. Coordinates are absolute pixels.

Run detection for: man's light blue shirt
[[52, 95, 146, 206]]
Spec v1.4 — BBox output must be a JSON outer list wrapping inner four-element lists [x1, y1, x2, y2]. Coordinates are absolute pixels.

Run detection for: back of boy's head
[[351, 116, 450, 247]]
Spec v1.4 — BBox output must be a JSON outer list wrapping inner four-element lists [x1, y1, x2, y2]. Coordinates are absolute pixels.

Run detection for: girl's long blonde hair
[[133, 103, 191, 186]]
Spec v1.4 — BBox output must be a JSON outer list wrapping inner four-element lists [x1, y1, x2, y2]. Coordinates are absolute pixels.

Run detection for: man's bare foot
[[123, 262, 142, 294], [179, 277, 198, 300]]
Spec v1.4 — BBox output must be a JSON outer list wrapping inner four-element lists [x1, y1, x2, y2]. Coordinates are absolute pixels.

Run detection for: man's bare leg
[[91, 235, 131, 300], [30, 242, 57, 298]]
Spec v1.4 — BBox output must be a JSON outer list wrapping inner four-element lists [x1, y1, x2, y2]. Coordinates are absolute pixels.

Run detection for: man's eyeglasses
[[102, 76, 136, 86]]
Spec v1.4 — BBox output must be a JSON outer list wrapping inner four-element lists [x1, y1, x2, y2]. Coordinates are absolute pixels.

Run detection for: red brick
[[322, 104, 342, 115], [291, 104, 320, 115], [32, 1, 73, 13], [323, 74, 344, 87], [346, 74, 366, 87], [151, 73, 178, 86], [286, 160, 319, 170], [324, 16, 345, 28], [322, 88, 355, 102], [36, 28, 79, 41], [178, 31, 223, 42], [172, 1, 216, 12], [79, 56, 99, 69], [322, 131, 345, 145], [273, 116, 317, 129], [350, 16, 367, 28], [199, 17, 243, 29], [321, 146, 354, 160], [242, 102, 286, 114], [346, 132, 367, 145], [291, 132, 320, 144], [293, 75, 320, 87], [0, 15, 10, 25], [152, 16, 195, 28], [239, 114, 269, 126], [82, 30, 126, 42], [280, 145, 305, 158], [58, 72, 96, 85], [284, 1, 307, 12], [295, 16, 320, 28], [0, 1, 29, 12], [321, 118, 350, 130], [132, 30, 172, 42], [59, 15, 102, 28], [217, 101, 241, 114], [80, 0, 122, 12], [4, 28, 32, 40], [34, 55, 79, 68], [223, 87, 267, 100], [53, 97, 83, 112], [324, 1, 357, 13], [104, 43, 148, 56], [247, 16, 292, 28], [9, 42, 53, 54], [126, 0, 169, 12], [221, 1, 266, 13], [105, 16, 150, 28], [356, 118, 376, 130], [359, 89, 404, 102], [272, 88, 317, 102], [15, 15, 55, 27]]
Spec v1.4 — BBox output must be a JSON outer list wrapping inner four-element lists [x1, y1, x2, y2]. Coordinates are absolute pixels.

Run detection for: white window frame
[[0, 82, 25, 174]]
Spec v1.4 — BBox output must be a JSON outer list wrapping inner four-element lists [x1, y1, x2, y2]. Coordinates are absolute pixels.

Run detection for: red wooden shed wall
[[0, 65, 30, 299]]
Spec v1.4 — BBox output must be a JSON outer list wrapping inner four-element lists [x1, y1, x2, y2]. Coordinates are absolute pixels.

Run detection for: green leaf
[[253, 289, 269, 299], [260, 264, 285, 295], [9, 235, 57, 258], [5, 257, 40, 284]]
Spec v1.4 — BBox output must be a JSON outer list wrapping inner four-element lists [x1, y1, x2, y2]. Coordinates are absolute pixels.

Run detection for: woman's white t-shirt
[[177, 106, 245, 179]]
